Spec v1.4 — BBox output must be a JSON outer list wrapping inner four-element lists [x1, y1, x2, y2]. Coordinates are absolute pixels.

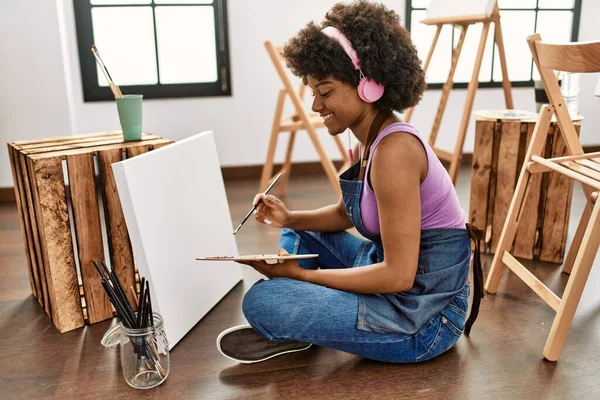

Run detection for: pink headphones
[[321, 26, 385, 103]]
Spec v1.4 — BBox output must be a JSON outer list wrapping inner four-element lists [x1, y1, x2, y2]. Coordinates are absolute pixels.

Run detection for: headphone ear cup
[[358, 78, 385, 103]]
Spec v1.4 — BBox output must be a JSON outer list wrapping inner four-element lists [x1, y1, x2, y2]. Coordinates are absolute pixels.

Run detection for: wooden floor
[[1, 171, 600, 399]]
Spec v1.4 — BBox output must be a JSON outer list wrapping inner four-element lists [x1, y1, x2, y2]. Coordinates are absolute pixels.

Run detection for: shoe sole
[[216, 324, 312, 364]]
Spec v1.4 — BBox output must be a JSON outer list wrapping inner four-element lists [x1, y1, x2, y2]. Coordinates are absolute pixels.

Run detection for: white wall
[[575, 0, 600, 137], [0, 0, 73, 187], [1, 0, 599, 188]]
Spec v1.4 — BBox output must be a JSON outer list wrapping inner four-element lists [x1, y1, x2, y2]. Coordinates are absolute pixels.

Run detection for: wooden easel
[[259, 41, 350, 197], [403, 1, 513, 184]]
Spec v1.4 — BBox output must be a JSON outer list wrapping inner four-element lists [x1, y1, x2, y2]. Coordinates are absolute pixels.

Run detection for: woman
[[217, 0, 482, 364]]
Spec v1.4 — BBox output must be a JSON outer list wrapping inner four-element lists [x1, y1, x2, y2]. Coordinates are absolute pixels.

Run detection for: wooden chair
[[260, 41, 350, 197], [485, 34, 600, 361]]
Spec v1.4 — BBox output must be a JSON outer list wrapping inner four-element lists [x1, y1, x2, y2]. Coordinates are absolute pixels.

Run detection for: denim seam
[[281, 328, 417, 345], [284, 335, 416, 345], [448, 303, 468, 318], [415, 318, 443, 362], [455, 283, 470, 300], [248, 321, 274, 340], [301, 308, 356, 328], [358, 296, 367, 330], [355, 242, 369, 267], [292, 232, 301, 255], [304, 231, 351, 267], [444, 318, 464, 336]]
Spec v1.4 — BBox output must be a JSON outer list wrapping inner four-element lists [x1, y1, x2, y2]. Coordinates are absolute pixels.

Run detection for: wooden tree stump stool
[[7, 132, 172, 332], [469, 117, 581, 264]]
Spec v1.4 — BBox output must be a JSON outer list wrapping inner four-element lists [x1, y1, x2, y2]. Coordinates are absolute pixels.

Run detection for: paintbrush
[[233, 173, 282, 235], [91, 44, 123, 98]]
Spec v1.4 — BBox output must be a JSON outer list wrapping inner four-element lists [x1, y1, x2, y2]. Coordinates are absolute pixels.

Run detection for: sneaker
[[216, 324, 312, 364]]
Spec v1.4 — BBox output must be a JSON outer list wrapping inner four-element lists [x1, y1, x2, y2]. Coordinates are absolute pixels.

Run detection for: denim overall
[[338, 162, 472, 336], [242, 114, 483, 363], [241, 157, 482, 363]]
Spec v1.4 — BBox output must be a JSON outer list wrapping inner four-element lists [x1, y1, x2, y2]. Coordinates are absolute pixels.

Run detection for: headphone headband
[[320, 25, 385, 103], [321, 26, 361, 70]]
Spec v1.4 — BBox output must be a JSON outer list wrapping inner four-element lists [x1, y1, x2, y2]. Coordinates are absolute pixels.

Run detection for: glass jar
[[102, 312, 170, 389], [560, 72, 580, 114]]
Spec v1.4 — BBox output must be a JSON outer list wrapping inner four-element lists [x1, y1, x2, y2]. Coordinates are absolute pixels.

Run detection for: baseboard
[[221, 160, 345, 181], [0, 188, 15, 203], [3, 145, 600, 204]]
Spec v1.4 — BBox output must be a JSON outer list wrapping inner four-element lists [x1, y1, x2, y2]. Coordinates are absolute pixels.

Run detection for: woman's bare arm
[[297, 133, 427, 293], [286, 196, 354, 232]]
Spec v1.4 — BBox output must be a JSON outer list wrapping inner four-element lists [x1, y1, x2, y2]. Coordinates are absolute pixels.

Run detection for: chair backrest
[[528, 34, 600, 156]]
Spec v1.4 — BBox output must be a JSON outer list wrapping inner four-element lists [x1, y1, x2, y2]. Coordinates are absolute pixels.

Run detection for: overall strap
[[359, 110, 390, 181], [464, 223, 484, 335]]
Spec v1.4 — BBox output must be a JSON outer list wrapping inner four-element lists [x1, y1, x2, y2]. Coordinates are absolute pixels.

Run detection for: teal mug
[[116, 94, 143, 141]]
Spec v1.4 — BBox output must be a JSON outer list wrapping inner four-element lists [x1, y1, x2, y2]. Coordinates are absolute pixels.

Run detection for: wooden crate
[[7, 132, 172, 332], [469, 118, 580, 264]]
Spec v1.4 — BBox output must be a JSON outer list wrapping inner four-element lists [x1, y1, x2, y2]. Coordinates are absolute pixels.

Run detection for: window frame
[[73, 0, 232, 102], [405, 0, 582, 89]]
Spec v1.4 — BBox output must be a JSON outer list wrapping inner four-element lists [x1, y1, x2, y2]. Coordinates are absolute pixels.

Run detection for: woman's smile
[[321, 112, 334, 122]]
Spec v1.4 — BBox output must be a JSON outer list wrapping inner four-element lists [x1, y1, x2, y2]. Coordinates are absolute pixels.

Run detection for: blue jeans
[[242, 228, 469, 363]]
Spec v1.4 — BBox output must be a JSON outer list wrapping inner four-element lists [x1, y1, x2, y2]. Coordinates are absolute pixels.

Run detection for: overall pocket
[[415, 314, 462, 363], [414, 287, 468, 362]]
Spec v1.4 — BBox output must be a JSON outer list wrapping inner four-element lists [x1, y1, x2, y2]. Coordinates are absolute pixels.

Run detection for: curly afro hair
[[282, 0, 427, 113]]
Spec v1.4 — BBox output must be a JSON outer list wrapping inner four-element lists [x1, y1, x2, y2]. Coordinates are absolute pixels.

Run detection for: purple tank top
[[360, 122, 465, 234]]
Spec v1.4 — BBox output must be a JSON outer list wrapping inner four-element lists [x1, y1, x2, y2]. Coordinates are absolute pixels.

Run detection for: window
[[405, 0, 582, 89], [73, 0, 231, 101]]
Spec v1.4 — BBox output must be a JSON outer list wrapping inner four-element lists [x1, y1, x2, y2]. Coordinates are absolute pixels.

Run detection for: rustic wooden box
[[469, 118, 580, 264], [7, 132, 172, 332]]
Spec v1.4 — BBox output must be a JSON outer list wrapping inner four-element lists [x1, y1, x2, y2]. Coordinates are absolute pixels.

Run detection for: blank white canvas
[[112, 131, 242, 348], [426, 0, 496, 20]]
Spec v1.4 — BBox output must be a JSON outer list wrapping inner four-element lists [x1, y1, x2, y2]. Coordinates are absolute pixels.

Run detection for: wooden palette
[[196, 254, 318, 262]]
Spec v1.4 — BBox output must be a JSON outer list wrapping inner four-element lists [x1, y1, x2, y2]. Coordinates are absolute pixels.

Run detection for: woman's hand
[[237, 249, 305, 280], [253, 194, 292, 228]]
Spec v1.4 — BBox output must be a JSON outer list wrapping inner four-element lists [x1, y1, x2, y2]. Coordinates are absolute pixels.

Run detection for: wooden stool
[[7, 132, 172, 332], [485, 34, 600, 361], [260, 41, 350, 197], [469, 117, 580, 263]]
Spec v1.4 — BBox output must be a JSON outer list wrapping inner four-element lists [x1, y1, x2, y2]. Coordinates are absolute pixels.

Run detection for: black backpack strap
[[464, 223, 484, 335]]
